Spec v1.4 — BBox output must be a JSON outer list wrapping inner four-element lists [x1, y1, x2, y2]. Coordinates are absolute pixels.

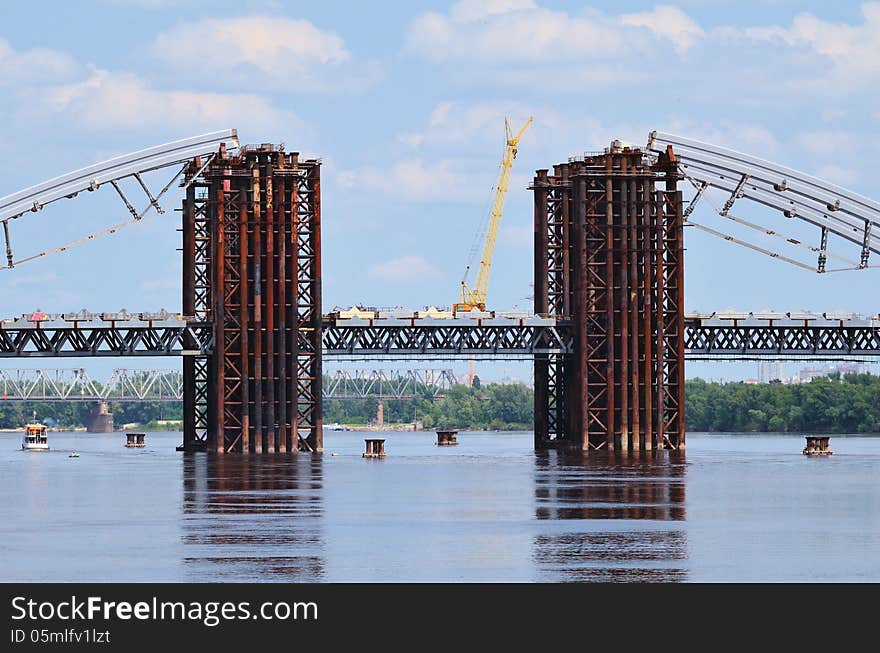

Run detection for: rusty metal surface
[[180, 145, 322, 454], [531, 144, 684, 452]]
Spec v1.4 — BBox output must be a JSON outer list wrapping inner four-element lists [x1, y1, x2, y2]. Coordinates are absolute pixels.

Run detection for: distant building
[[757, 361, 783, 383], [792, 362, 870, 383]]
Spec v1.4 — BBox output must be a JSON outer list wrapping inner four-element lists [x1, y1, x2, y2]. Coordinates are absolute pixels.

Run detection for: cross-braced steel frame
[[532, 145, 684, 452], [181, 144, 322, 453]]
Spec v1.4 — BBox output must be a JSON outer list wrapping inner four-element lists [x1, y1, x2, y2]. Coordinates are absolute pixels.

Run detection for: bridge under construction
[[3, 129, 880, 454]]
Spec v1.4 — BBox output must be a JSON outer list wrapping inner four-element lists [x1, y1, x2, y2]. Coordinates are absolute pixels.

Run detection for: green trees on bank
[[2, 373, 879, 432], [686, 373, 880, 433], [0, 401, 182, 429], [325, 381, 534, 430]]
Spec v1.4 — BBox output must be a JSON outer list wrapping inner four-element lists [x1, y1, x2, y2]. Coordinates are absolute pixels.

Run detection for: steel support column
[[531, 143, 683, 452], [182, 144, 322, 453]]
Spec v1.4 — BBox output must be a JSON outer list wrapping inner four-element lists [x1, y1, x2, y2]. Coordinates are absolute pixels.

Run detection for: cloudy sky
[[1, 0, 878, 380]]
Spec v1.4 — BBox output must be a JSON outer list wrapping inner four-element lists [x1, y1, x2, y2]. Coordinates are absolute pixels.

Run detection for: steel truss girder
[[0, 324, 212, 357], [0, 368, 182, 401], [324, 368, 457, 399], [685, 324, 880, 357], [322, 324, 572, 358]]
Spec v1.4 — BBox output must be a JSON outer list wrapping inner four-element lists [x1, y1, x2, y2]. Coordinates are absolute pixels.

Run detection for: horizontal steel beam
[[685, 324, 880, 358], [0, 324, 213, 358], [2, 320, 875, 360], [322, 324, 573, 359]]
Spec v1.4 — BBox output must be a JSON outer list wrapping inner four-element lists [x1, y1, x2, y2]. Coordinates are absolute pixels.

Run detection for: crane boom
[[454, 115, 533, 313]]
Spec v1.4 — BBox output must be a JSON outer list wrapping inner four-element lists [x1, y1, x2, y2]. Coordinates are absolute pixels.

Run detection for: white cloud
[[450, 0, 536, 22], [813, 164, 861, 187], [0, 38, 82, 88], [103, 0, 200, 7], [796, 130, 856, 156], [732, 3, 880, 86], [396, 101, 647, 165], [369, 255, 439, 283], [406, 2, 703, 64], [1, 271, 60, 287], [34, 69, 301, 133], [336, 159, 482, 202], [400, 101, 536, 150], [621, 5, 705, 54], [408, 7, 624, 63], [662, 119, 782, 157], [152, 16, 380, 91]]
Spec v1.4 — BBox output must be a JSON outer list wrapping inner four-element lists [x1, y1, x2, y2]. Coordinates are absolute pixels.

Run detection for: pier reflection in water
[[533, 450, 687, 582], [182, 454, 324, 581]]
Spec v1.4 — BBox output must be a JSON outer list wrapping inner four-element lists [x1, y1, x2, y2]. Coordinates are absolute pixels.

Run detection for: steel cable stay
[[651, 131, 880, 272], [682, 173, 861, 272]]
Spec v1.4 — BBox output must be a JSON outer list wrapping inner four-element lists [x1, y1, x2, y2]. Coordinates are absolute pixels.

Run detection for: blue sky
[[1, 0, 878, 381]]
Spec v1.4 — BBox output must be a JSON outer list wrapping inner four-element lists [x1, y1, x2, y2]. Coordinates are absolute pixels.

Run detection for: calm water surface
[[1, 430, 878, 582]]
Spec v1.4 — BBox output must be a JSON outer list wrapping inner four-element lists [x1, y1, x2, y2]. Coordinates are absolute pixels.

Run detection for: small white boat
[[22, 421, 49, 451]]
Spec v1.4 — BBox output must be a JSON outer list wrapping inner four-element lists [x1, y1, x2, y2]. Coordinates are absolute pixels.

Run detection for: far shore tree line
[[2, 372, 879, 433]]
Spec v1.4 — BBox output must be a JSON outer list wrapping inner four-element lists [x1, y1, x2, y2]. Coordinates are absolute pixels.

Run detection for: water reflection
[[181, 454, 324, 581], [533, 450, 688, 582]]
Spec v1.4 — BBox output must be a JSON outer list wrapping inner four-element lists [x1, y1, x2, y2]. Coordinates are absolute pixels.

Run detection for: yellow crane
[[453, 115, 533, 313]]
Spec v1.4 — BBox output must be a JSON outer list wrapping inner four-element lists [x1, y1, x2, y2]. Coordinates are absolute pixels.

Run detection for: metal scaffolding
[[181, 144, 322, 454], [532, 143, 685, 452]]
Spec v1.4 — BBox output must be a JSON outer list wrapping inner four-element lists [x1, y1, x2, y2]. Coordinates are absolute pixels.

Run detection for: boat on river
[[22, 420, 49, 451]]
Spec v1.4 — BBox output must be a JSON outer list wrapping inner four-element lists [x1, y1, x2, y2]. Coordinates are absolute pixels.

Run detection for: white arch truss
[[648, 131, 880, 273], [0, 129, 238, 269]]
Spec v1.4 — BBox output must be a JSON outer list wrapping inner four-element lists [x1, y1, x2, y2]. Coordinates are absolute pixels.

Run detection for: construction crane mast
[[453, 115, 533, 313]]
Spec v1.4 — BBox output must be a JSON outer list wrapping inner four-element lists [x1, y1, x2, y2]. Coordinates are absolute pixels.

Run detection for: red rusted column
[[238, 185, 250, 452], [182, 183, 197, 451], [572, 171, 588, 449], [251, 165, 264, 453], [212, 183, 226, 453], [629, 174, 641, 450], [642, 178, 654, 450], [654, 186, 666, 450], [309, 162, 324, 453], [264, 161, 276, 453], [604, 155, 616, 450], [560, 164, 572, 317], [619, 156, 630, 451], [533, 169, 550, 449], [276, 173, 288, 453], [288, 157, 300, 452]]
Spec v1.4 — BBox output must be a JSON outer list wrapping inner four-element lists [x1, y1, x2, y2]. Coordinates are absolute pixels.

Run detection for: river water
[[1, 430, 878, 582]]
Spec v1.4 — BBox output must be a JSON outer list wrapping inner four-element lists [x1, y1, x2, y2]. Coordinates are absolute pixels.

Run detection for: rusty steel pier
[[181, 144, 322, 454], [531, 143, 685, 452]]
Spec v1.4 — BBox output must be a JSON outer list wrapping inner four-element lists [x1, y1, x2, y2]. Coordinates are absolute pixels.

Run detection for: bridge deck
[[2, 317, 879, 359]]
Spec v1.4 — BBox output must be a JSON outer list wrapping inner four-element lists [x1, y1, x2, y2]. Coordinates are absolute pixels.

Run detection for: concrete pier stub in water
[[87, 401, 114, 433]]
